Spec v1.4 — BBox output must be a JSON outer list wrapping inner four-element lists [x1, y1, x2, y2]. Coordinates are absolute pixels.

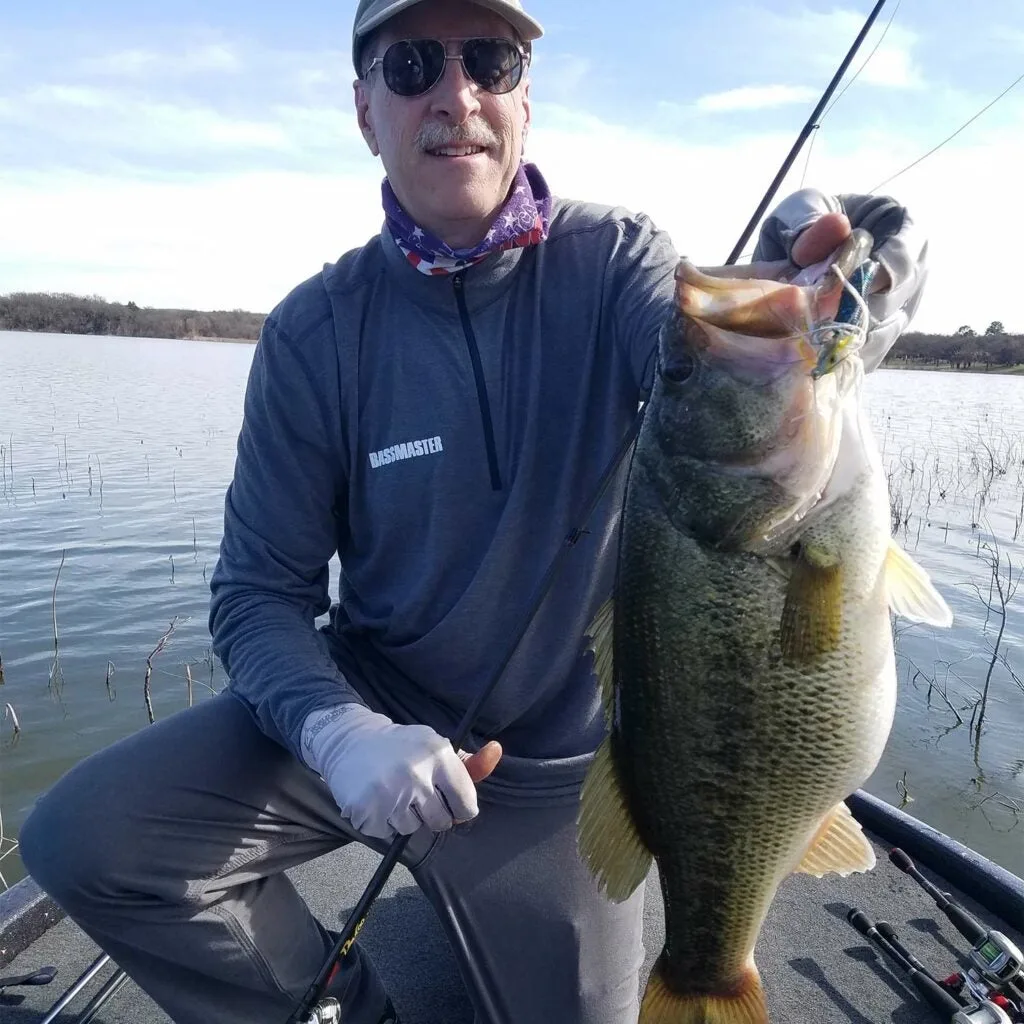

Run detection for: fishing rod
[[725, 0, 888, 265]]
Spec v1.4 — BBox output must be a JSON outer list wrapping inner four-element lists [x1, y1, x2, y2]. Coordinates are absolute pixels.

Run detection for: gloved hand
[[754, 188, 928, 372], [300, 703, 501, 841]]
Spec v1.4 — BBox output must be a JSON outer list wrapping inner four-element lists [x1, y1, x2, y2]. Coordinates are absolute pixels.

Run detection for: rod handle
[[942, 904, 987, 947], [908, 969, 966, 1017]]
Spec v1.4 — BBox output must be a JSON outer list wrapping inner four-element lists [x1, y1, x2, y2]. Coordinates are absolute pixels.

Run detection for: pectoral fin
[[577, 738, 653, 902], [585, 597, 615, 723], [780, 543, 843, 662], [797, 801, 876, 877], [885, 540, 953, 627]]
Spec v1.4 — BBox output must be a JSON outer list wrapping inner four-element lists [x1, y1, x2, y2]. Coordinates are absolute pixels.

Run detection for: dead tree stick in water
[[144, 619, 178, 724], [970, 540, 1018, 759], [2, 702, 20, 748], [48, 549, 66, 698]]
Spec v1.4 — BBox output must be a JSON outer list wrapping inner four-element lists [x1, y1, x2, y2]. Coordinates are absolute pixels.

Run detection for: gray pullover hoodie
[[209, 198, 678, 806]]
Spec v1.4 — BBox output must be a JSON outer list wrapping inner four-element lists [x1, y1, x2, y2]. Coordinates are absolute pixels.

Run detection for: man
[[19, 0, 927, 1022]]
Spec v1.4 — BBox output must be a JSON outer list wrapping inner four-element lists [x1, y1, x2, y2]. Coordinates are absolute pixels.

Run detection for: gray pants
[[18, 692, 646, 1024]]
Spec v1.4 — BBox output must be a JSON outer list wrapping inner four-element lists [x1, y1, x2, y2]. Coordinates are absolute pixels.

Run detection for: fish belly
[[613, 461, 895, 995]]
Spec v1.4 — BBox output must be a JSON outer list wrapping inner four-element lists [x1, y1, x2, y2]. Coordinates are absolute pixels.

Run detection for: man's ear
[[354, 80, 381, 157], [522, 77, 532, 136]]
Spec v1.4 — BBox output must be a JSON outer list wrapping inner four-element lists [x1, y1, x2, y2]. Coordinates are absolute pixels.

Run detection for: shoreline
[[0, 329, 258, 345], [881, 360, 1024, 375], [9, 332, 1024, 372]]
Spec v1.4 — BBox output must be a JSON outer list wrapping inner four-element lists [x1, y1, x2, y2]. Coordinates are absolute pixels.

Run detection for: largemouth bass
[[578, 231, 952, 1024]]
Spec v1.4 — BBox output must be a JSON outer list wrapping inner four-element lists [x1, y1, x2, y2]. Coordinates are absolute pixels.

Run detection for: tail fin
[[640, 963, 768, 1024]]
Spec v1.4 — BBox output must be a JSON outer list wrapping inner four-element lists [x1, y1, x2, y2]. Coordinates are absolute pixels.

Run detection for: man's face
[[354, 0, 532, 248]]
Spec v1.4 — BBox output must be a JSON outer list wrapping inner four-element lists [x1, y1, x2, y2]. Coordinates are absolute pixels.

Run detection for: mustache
[[417, 119, 500, 151]]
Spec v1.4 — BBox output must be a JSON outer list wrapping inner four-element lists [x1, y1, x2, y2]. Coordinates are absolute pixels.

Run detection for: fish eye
[[661, 351, 695, 384]]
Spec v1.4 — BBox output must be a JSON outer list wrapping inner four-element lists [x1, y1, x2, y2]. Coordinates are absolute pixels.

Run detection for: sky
[[1, 0, 1022, 333]]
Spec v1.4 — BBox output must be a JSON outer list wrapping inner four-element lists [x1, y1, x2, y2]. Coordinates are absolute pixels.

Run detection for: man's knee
[[19, 752, 137, 909]]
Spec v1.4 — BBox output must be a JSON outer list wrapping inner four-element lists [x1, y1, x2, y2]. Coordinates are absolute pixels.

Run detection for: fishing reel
[[952, 1000, 1015, 1024], [940, 931, 1024, 1014], [845, 846, 1024, 1024], [889, 847, 1024, 1010], [846, 909, 1022, 1024]]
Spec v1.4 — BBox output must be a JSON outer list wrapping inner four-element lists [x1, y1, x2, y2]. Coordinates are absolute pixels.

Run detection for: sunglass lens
[[463, 38, 522, 93], [382, 39, 446, 96]]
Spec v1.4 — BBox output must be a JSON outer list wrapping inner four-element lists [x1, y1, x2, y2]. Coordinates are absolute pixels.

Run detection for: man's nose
[[428, 55, 482, 122]]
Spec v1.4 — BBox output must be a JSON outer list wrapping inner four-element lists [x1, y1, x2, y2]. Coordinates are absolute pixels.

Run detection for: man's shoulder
[[547, 196, 663, 245], [266, 235, 385, 344]]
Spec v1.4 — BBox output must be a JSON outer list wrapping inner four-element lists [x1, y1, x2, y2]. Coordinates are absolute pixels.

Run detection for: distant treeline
[[0, 292, 265, 341], [2, 293, 1023, 369], [884, 322, 1024, 370]]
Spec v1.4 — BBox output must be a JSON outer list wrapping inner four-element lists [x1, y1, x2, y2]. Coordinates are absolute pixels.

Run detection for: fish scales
[[615, 451, 895, 994]]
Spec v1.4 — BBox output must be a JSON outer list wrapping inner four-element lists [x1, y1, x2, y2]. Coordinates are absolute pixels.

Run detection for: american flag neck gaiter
[[382, 162, 553, 276]]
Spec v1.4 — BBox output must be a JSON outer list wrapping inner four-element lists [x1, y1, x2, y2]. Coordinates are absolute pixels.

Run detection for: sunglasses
[[364, 37, 528, 97]]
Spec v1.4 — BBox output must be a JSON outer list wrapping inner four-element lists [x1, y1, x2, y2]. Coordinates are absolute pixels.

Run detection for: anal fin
[[640, 961, 768, 1024], [797, 800, 876, 877], [577, 737, 652, 902]]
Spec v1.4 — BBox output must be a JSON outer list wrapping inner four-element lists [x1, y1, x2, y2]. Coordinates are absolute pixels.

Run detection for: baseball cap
[[351, 0, 545, 75]]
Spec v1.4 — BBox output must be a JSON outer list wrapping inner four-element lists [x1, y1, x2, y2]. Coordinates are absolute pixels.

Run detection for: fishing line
[[799, 125, 818, 190], [869, 68, 1024, 194], [726, 0, 889, 264], [800, 0, 903, 189], [820, 0, 903, 123]]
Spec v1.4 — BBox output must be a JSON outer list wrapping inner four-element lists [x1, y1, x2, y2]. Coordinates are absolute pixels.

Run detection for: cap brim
[[354, 0, 544, 73]]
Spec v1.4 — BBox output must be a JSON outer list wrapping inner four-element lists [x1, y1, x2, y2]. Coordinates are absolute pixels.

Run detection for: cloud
[[526, 100, 1024, 334], [738, 5, 926, 92], [79, 43, 243, 77], [529, 52, 592, 104], [0, 84, 361, 169], [26, 85, 111, 109], [0, 169, 387, 313], [855, 40, 923, 90], [695, 85, 819, 113]]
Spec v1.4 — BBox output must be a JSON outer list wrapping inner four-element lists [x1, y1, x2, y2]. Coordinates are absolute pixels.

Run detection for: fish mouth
[[673, 261, 822, 376], [665, 260, 844, 500]]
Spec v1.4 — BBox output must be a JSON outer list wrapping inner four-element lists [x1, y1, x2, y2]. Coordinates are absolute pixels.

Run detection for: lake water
[[1, 331, 1022, 890]]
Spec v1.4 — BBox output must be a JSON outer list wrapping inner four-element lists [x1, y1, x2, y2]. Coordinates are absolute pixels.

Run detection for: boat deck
[[1, 796, 1022, 1023]]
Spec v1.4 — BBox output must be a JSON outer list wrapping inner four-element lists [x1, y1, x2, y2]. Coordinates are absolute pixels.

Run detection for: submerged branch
[[143, 619, 178, 724], [48, 549, 66, 699]]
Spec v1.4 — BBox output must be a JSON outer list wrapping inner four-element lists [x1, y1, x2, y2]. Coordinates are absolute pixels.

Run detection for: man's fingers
[[791, 212, 851, 268], [462, 740, 503, 783]]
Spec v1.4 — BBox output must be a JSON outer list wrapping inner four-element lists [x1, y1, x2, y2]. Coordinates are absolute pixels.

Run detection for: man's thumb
[[461, 740, 503, 783], [791, 211, 851, 268]]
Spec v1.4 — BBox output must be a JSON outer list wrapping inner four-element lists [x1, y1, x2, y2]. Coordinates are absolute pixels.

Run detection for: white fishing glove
[[754, 188, 928, 373], [300, 703, 480, 841]]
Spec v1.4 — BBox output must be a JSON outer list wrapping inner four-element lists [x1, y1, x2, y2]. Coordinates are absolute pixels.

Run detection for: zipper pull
[[453, 273, 464, 291]]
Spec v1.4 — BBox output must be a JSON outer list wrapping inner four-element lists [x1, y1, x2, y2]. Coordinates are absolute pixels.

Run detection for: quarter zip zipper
[[453, 273, 502, 491]]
